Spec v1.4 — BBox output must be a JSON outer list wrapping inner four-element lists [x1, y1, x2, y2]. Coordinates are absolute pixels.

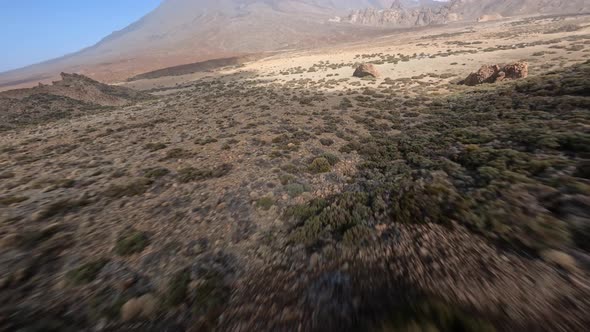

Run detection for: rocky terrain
[[346, 0, 589, 27], [1, 12, 590, 332], [0, 73, 150, 132]]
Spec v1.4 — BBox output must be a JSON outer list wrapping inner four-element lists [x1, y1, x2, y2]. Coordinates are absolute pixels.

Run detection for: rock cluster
[[459, 62, 528, 86]]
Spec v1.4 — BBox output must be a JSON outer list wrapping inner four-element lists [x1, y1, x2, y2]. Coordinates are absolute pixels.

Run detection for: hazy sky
[[0, 0, 162, 73]]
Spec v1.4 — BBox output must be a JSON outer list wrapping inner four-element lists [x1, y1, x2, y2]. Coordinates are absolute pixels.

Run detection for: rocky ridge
[[345, 0, 589, 27]]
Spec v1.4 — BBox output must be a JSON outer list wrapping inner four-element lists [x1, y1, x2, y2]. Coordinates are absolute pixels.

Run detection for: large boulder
[[353, 63, 381, 78], [459, 62, 528, 86], [501, 62, 529, 80], [460, 64, 500, 86]]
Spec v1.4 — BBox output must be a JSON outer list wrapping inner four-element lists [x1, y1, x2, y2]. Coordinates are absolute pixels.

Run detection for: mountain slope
[[0, 0, 391, 90]]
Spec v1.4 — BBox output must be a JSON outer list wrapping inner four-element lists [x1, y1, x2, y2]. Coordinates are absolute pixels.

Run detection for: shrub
[[279, 174, 295, 185], [104, 178, 153, 198], [375, 298, 496, 332], [320, 138, 334, 146], [18, 224, 66, 249], [256, 197, 274, 211], [391, 174, 465, 227], [192, 271, 230, 319], [163, 148, 192, 160], [574, 161, 590, 179], [289, 192, 373, 247], [0, 195, 28, 206], [165, 268, 191, 307], [66, 259, 109, 285], [281, 163, 299, 174], [285, 183, 309, 198], [319, 153, 340, 166], [195, 137, 218, 145], [114, 230, 149, 256], [177, 164, 232, 183], [0, 171, 15, 179], [35, 198, 91, 220], [143, 167, 170, 179], [308, 157, 332, 173], [144, 142, 167, 151]]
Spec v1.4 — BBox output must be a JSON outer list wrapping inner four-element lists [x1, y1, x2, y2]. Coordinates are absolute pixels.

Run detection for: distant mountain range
[[1, 0, 587, 90], [346, 0, 589, 26]]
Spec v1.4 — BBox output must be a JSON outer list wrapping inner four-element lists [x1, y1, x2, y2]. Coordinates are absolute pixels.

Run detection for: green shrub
[[279, 174, 295, 185], [308, 157, 332, 173], [192, 272, 229, 313], [283, 198, 328, 223], [163, 148, 192, 160], [177, 164, 232, 183], [35, 198, 91, 220], [320, 138, 334, 146], [195, 137, 218, 145], [285, 183, 309, 198], [289, 192, 372, 247], [281, 163, 299, 174], [319, 153, 340, 166], [114, 230, 149, 256], [391, 175, 465, 227], [256, 197, 275, 211], [66, 259, 109, 285], [143, 167, 170, 179], [165, 268, 191, 307]]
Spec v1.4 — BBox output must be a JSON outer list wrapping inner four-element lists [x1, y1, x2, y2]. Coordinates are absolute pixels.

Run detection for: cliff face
[[346, 0, 589, 27], [347, 1, 455, 27]]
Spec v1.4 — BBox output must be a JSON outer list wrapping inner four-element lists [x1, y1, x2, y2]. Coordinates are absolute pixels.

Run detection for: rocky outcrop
[[346, 0, 460, 27], [347, 5, 454, 27], [0, 72, 150, 107], [353, 63, 381, 78], [459, 62, 528, 86], [345, 0, 588, 27]]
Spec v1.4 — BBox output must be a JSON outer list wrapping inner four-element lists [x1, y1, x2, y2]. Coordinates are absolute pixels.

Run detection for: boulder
[[502, 61, 529, 80], [353, 63, 380, 78], [541, 250, 578, 273], [459, 62, 528, 86], [460, 64, 500, 86], [121, 293, 158, 321]]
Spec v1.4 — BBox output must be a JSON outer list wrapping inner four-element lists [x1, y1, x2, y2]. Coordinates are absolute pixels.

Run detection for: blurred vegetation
[[114, 230, 150, 256], [287, 61, 590, 253], [373, 299, 496, 332]]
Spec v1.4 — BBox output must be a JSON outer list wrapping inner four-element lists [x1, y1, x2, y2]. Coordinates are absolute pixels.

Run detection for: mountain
[[1, 0, 588, 90], [346, 0, 590, 27], [0, 0, 394, 90]]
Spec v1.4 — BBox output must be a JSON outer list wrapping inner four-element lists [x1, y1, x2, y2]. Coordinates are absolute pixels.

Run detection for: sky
[[0, 0, 162, 73]]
